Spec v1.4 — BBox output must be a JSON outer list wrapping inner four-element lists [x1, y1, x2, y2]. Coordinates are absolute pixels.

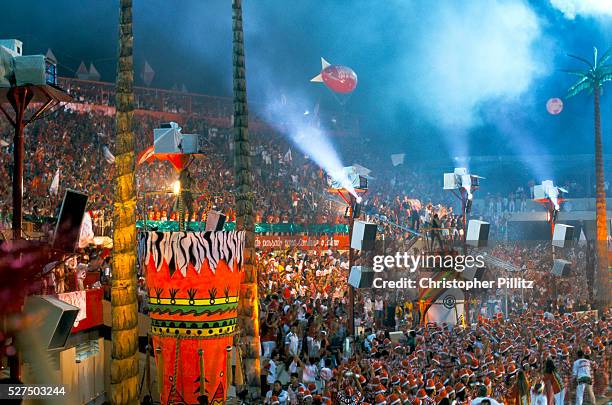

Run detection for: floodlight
[[172, 180, 181, 195], [533, 180, 567, 211], [153, 121, 205, 154], [443, 167, 484, 199], [327, 166, 368, 191]]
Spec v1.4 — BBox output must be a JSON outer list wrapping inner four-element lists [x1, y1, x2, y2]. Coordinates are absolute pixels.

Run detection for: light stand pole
[[7, 88, 32, 240], [331, 188, 361, 338], [448, 184, 478, 325], [450, 188, 474, 254], [347, 194, 355, 337], [0, 85, 70, 240], [537, 198, 563, 301]]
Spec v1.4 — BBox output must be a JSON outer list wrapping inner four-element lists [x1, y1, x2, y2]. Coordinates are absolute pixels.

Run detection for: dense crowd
[[256, 243, 610, 405]]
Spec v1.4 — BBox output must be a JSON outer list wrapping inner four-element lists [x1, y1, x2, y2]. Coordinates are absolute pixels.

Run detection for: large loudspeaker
[[23, 295, 79, 350], [351, 221, 377, 251], [385, 306, 396, 327], [552, 224, 574, 248], [205, 211, 226, 231], [52, 189, 88, 252], [460, 265, 487, 281], [352, 203, 362, 218], [348, 266, 375, 288], [466, 220, 489, 247], [552, 259, 571, 277]]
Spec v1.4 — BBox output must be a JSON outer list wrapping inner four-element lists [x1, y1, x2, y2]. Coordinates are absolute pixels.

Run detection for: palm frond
[[598, 47, 612, 66], [566, 76, 593, 98], [593, 47, 599, 68], [559, 68, 588, 77], [567, 53, 594, 69], [601, 71, 612, 84], [597, 64, 612, 79]]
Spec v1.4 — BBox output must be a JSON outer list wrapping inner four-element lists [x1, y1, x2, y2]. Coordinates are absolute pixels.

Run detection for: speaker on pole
[[348, 266, 375, 288], [205, 211, 226, 232], [351, 221, 377, 251], [460, 265, 487, 281], [552, 224, 574, 248], [352, 202, 362, 219], [22, 295, 79, 350], [466, 220, 489, 248], [551, 259, 571, 277]]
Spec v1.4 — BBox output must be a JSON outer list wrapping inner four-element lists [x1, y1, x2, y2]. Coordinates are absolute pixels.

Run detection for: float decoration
[[139, 230, 244, 405]]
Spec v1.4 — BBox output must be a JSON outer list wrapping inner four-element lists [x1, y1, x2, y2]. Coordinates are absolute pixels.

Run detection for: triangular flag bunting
[[141, 60, 155, 86], [76, 61, 89, 80], [45, 48, 57, 64], [88, 63, 101, 81]]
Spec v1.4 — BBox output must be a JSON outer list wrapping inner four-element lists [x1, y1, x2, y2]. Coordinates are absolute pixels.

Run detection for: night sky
[[2, 0, 611, 178]]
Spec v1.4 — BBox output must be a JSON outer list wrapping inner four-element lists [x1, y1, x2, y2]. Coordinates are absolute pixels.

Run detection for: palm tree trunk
[[232, 0, 261, 397], [111, 0, 139, 403], [593, 81, 610, 311]]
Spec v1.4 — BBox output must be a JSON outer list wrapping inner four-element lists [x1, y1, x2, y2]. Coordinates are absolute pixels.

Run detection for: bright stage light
[[533, 180, 566, 211], [443, 167, 483, 199], [172, 180, 181, 195], [262, 94, 357, 197]]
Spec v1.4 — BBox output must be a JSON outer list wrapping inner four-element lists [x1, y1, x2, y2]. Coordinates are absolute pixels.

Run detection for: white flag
[[78, 211, 94, 248], [103, 145, 115, 163], [284, 148, 292, 162], [578, 228, 587, 246], [391, 153, 405, 167], [49, 168, 60, 196], [141, 60, 155, 87]]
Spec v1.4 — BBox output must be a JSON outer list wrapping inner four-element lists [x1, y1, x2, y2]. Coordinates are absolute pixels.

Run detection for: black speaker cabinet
[[348, 266, 375, 288], [351, 221, 377, 251], [552, 224, 574, 248], [205, 211, 226, 232], [52, 189, 88, 252], [552, 259, 571, 277], [466, 220, 489, 248]]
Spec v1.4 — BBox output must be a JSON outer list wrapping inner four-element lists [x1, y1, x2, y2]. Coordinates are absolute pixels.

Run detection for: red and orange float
[[139, 230, 244, 404]]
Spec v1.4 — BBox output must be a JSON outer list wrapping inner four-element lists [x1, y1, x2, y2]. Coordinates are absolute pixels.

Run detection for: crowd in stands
[[0, 104, 595, 242]]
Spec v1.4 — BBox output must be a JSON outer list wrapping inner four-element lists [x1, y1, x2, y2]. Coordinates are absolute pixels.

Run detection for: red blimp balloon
[[311, 57, 358, 94]]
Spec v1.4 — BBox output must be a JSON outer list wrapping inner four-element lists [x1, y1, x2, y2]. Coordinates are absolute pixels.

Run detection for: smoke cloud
[[387, 0, 548, 157], [549, 0, 612, 19]]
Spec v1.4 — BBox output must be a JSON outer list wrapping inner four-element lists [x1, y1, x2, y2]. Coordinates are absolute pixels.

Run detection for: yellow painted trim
[[151, 324, 237, 338], [148, 296, 239, 305]]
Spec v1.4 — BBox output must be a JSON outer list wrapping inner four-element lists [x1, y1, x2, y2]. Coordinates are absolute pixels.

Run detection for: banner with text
[[255, 234, 349, 250]]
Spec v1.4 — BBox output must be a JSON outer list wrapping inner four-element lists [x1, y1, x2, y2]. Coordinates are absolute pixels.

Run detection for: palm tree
[[232, 0, 261, 397], [111, 0, 139, 403], [565, 47, 612, 311]]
